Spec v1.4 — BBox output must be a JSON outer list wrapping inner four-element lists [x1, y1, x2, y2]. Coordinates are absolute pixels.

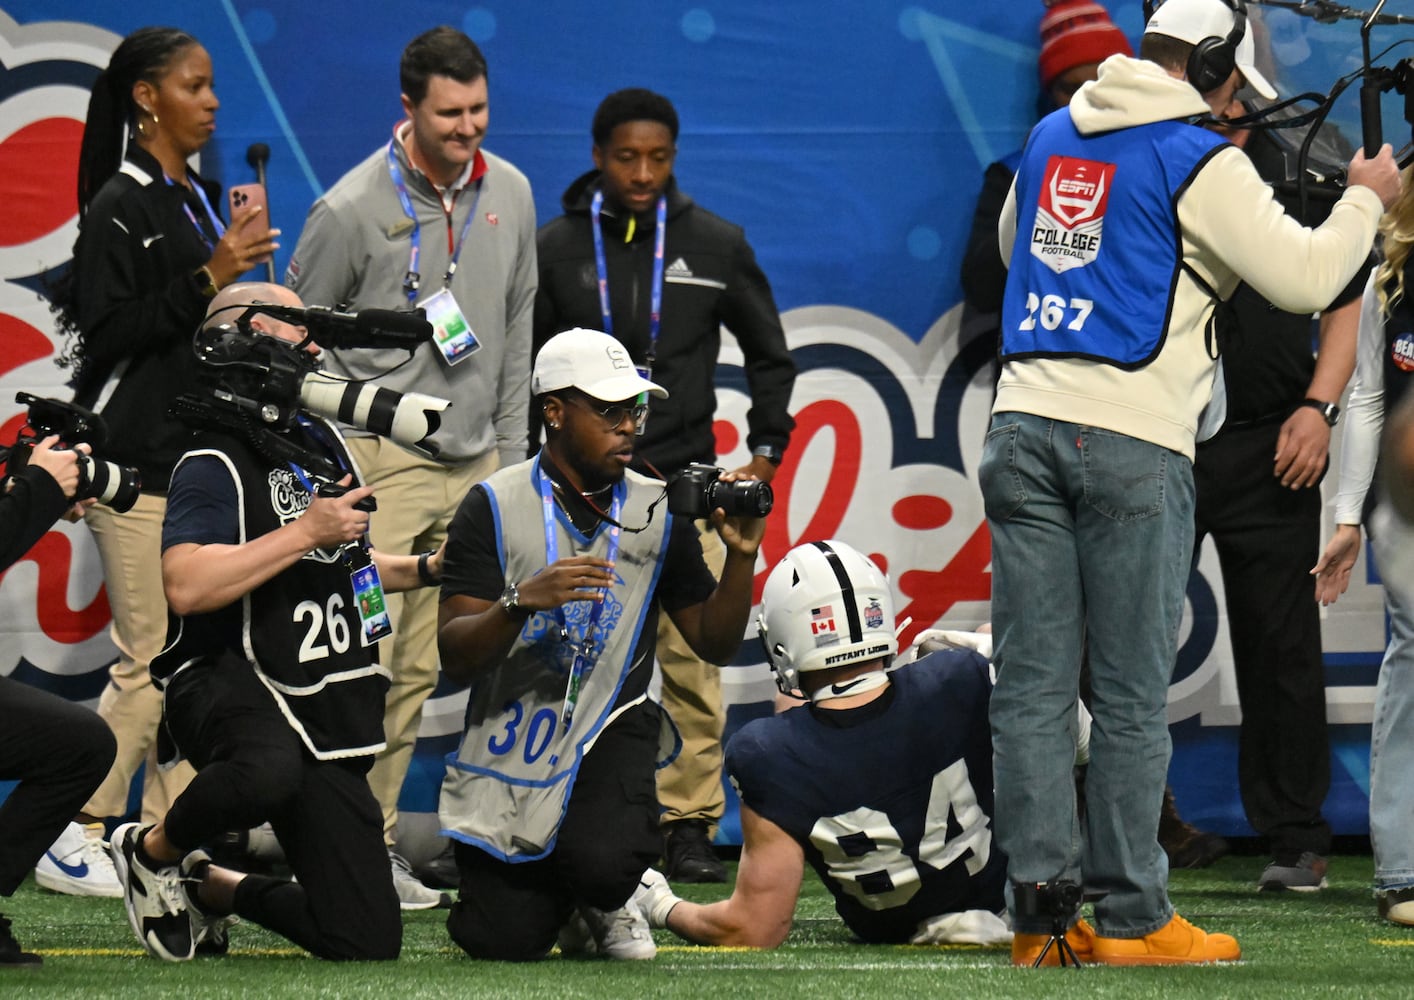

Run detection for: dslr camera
[[666, 463, 773, 519], [5, 393, 141, 512], [1012, 879, 1083, 922]]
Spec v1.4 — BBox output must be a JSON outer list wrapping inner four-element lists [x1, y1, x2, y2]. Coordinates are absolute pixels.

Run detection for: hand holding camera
[[24, 435, 87, 499], [298, 476, 377, 551], [6, 394, 141, 511], [666, 463, 773, 519]]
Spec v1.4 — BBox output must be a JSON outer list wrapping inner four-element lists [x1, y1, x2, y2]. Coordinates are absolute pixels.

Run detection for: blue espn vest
[[1002, 109, 1228, 369]]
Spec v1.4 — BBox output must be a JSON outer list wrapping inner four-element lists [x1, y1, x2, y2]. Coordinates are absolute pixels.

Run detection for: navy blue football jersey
[[726, 649, 1006, 943]]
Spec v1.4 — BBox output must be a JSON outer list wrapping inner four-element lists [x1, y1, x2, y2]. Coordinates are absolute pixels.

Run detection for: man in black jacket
[[534, 88, 795, 883]]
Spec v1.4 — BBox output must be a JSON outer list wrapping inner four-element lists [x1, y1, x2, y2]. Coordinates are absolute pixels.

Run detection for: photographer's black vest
[[153, 421, 390, 759]]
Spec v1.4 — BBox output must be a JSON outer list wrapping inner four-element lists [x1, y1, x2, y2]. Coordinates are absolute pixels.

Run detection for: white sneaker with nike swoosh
[[35, 821, 122, 897]]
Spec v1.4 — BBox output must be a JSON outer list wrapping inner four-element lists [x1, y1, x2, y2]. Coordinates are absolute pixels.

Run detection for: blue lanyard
[[536, 458, 623, 729], [590, 189, 666, 365], [286, 417, 365, 555], [167, 173, 225, 251], [385, 140, 482, 305]]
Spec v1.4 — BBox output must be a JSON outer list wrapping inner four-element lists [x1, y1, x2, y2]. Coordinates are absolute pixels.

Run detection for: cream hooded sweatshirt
[[996, 54, 1382, 460]]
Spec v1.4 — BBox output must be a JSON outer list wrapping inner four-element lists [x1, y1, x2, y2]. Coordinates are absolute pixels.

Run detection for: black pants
[[163, 658, 400, 960], [1194, 420, 1332, 855], [0, 676, 115, 896], [447, 701, 663, 961]]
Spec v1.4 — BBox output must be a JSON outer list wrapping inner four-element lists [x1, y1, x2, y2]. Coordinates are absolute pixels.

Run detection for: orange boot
[[1091, 913, 1240, 966]]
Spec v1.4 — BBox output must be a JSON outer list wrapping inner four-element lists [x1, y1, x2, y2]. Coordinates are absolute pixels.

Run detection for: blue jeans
[[1369, 504, 1414, 893], [981, 412, 1192, 936]]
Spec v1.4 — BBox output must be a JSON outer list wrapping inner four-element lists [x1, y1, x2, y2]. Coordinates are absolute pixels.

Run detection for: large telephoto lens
[[76, 454, 141, 512], [298, 372, 450, 458]]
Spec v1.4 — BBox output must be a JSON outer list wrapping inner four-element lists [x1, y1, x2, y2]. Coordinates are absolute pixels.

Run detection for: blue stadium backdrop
[[0, 1, 1405, 844]]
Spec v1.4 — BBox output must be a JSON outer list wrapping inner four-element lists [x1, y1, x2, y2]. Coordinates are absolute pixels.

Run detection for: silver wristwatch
[[499, 582, 523, 616]]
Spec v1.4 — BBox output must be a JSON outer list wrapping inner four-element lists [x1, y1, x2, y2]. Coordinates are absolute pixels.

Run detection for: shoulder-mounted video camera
[[174, 303, 451, 479], [4, 393, 141, 511]]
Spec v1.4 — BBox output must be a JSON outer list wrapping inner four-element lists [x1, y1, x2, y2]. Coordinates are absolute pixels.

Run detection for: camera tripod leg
[[1030, 929, 1084, 968]]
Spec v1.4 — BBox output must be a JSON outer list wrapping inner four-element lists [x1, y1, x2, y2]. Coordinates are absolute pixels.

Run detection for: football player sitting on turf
[[633, 539, 1027, 947]]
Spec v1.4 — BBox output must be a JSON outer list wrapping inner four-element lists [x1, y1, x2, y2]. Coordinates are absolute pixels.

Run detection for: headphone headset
[[1144, 0, 1248, 95]]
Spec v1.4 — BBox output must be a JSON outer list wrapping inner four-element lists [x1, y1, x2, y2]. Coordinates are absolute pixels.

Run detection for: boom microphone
[[244, 301, 432, 350], [245, 143, 275, 281]]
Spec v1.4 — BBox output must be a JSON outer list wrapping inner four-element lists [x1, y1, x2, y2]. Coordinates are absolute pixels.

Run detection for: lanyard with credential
[[168, 174, 225, 251], [385, 140, 483, 305], [537, 462, 622, 731], [590, 189, 666, 367]]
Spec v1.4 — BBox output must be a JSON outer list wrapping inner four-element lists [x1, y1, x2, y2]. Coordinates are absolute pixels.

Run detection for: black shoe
[[0, 914, 41, 968], [663, 820, 727, 884]]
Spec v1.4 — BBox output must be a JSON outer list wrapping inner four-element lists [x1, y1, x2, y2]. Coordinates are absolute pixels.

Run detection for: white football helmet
[[756, 539, 896, 695]]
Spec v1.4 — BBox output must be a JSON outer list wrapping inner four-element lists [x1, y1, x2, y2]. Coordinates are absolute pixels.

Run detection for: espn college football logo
[[1031, 155, 1115, 275]]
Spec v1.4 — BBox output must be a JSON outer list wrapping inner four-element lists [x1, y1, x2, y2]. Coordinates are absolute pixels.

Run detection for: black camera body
[[666, 463, 773, 519], [316, 481, 377, 513], [1012, 879, 1083, 921], [7, 393, 141, 512]]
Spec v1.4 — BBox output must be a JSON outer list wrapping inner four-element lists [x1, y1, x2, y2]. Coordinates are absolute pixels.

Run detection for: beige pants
[[347, 436, 497, 842], [83, 495, 194, 825], [655, 523, 727, 833]]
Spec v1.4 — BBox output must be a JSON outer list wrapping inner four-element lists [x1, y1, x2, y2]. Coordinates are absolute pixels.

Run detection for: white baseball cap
[[1145, 0, 1278, 100], [532, 328, 668, 402]]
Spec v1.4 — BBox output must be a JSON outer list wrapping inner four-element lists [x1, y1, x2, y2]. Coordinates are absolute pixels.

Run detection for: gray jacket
[[286, 130, 536, 466]]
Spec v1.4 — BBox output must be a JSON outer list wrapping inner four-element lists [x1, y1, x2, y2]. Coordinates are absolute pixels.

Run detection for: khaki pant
[[347, 436, 497, 842], [655, 524, 727, 832], [83, 495, 194, 825]]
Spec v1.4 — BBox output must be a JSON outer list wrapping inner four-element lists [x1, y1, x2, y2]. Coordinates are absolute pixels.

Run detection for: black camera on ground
[[1013, 879, 1084, 921], [666, 463, 773, 519], [5, 393, 141, 512]]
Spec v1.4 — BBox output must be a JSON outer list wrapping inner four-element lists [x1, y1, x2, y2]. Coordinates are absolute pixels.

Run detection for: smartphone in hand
[[228, 182, 267, 221], [227, 183, 272, 266]]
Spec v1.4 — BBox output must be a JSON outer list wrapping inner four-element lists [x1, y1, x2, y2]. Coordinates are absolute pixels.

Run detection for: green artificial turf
[[3, 854, 1413, 997]]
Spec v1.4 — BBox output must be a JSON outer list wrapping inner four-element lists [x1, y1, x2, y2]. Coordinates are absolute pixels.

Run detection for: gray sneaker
[[109, 823, 194, 961], [390, 850, 450, 911], [1258, 852, 1329, 892], [581, 904, 657, 960], [557, 910, 595, 956]]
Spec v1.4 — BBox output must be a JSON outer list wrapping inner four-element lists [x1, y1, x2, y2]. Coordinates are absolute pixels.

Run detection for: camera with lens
[[1012, 879, 1083, 921], [666, 463, 773, 519], [4, 393, 142, 512]]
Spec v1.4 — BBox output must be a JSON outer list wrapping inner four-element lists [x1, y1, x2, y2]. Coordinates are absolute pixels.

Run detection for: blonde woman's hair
[[1377, 165, 1414, 315]]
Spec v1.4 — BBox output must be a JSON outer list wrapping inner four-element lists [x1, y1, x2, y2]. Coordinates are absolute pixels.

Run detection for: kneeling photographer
[[107, 282, 448, 963], [0, 423, 117, 966], [435, 328, 768, 961]]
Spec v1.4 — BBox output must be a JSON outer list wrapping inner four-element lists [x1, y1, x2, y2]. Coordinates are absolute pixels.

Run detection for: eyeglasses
[[565, 393, 649, 429]]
